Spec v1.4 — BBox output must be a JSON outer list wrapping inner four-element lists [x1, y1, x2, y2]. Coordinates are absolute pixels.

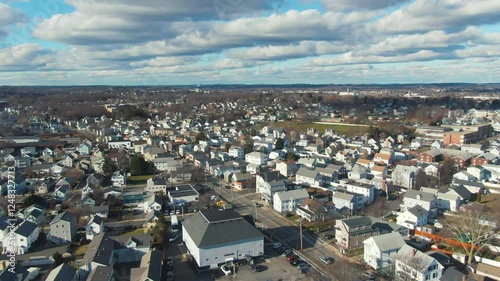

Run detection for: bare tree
[[445, 208, 499, 268], [328, 260, 362, 281], [395, 250, 431, 281]]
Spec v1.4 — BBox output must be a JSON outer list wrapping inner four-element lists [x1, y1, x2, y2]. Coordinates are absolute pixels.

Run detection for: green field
[[267, 121, 368, 137], [127, 175, 154, 185]]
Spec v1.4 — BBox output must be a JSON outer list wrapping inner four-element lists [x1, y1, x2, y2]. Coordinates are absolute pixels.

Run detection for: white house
[[111, 171, 126, 187], [363, 232, 406, 270], [273, 189, 309, 213], [396, 205, 428, 230], [341, 180, 375, 204], [392, 165, 421, 190], [228, 146, 244, 159], [275, 161, 298, 178], [295, 167, 322, 187], [401, 189, 437, 212], [182, 209, 264, 269], [256, 171, 287, 203], [2, 220, 39, 253], [395, 244, 444, 281], [420, 187, 461, 212], [245, 151, 269, 165], [85, 215, 104, 240], [146, 177, 168, 193], [168, 184, 199, 205], [332, 192, 362, 214]]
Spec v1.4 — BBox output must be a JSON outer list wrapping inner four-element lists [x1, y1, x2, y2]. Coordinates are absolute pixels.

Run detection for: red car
[[287, 255, 298, 261]]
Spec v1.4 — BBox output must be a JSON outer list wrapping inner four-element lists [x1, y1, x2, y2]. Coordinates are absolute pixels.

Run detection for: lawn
[[479, 193, 500, 215], [347, 247, 364, 257], [123, 228, 147, 236], [267, 121, 368, 137], [74, 244, 89, 256], [126, 175, 154, 185]]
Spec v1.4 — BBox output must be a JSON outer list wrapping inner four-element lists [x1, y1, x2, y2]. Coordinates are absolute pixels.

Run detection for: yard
[[126, 175, 154, 185], [266, 121, 368, 137], [74, 244, 89, 257], [478, 193, 500, 215], [123, 228, 147, 236]]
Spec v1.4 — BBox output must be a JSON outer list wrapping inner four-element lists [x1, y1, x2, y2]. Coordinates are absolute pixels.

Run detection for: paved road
[[207, 180, 344, 280]]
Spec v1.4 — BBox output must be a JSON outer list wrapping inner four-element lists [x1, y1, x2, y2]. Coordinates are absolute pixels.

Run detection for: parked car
[[324, 234, 334, 239], [249, 264, 262, 272], [175, 209, 181, 215], [291, 259, 303, 266], [362, 271, 376, 280], [276, 247, 287, 254], [296, 262, 309, 269], [166, 256, 174, 266], [281, 249, 292, 256], [221, 265, 231, 276], [286, 254, 298, 261], [169, 235, 179, 242], [319, 256, 334, 264], [272, 243, 283, 249]]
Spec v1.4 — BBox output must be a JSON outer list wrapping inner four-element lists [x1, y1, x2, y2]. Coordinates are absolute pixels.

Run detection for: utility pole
[[299, 218, 303, 251]]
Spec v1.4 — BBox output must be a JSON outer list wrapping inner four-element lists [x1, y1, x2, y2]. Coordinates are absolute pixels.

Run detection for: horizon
[[0, 0, 499, 85]]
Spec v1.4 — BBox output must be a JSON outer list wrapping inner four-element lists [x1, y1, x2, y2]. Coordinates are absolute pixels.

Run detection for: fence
[[413, 229, 476, 250]]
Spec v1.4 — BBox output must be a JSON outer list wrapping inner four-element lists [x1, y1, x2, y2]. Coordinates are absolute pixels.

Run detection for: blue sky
[[0, 0, 499, 85]]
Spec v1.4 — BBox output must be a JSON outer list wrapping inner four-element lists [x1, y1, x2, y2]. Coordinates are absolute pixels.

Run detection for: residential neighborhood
[[0, 86, 498, 281]]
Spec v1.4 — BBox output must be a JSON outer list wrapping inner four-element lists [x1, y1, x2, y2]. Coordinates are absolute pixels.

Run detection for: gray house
[[48, 211, 77, 244]]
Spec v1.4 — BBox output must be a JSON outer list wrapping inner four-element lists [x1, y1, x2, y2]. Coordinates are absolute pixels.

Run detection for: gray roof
[[332, 192, 356, 202], [14, 220, 37, 237], [441, 267, 474, 281], [365, 232, 405, 252], [342, 216, 372, 228], [404, 189, 435, 202], [90, 215, 103, 226], [145, 249, 162, 281], [453, 179, 484, 188], [82, 233, 116, 266], [407, 205, 427, 217], [46, 263, 76, 281], [182, 209, 263, 248], [296, 167, 319, 178], [86, 266, 114, 281], [397, 244, 435, 268], [51, 211, 76, 225], [451, 185, 473, 201], [151, 177, 167, 185], [275, 189, 309, 202]]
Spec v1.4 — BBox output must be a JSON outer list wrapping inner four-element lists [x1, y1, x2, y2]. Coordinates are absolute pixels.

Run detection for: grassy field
[[267, 121, 368, 137], [127, 175, 154, 185], [479, 193, 500, 215], [123, 228, 147, 236]]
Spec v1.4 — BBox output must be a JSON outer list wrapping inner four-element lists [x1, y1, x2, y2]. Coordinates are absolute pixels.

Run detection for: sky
[[0, 0, 499, 85]]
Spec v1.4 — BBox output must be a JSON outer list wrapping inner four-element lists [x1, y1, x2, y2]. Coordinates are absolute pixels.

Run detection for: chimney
[[412, 249, 416, 256]]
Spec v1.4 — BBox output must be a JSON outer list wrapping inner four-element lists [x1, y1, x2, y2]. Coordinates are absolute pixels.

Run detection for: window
[[225, 253, 234, 256], [425, 275, 430, 280], [432, 272, 437, 278]]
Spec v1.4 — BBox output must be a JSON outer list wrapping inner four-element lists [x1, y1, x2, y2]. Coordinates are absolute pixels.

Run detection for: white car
[[169, 235, 179, 242], [319, 256, 334, 264], [220, 265, 231, 276], [176, 209, 181, 215], [272, 243, 283, 249]]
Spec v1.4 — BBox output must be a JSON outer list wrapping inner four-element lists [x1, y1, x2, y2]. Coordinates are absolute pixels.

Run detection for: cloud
[[322, 0, 410, 11], [0, 43, 52, 71], [0, 3, 28, 39], [377, 0, 500, 34]]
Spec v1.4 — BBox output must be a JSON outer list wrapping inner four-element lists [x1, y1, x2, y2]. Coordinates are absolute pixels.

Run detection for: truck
[[171, 215, 179, 232]]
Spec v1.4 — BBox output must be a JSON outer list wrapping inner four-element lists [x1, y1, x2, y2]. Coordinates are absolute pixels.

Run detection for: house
[[48, 211, 77, 244], [103, 187, 123, 199], [447, 185, 474, 203], [256, 171, 287, 203], [296, 198, 329, 222], [452, 179, 485, 194], [46, 263, 77, 281], [78, 140, 93, 155], [373, 152, 393, 165], [1, 220, 39, 252], [232, 172, 253, 190], [146, 176, 167, 193], [86, 266, 114, 281], [452, 171, 477, 181], [130, 249, 163, 281], [111, 170, 126, 187], [466, 166, 490, 181], [417, 150, 443, 163], [273, 189, 309, 213], [80, 233, 116, 277], [17, 204, 45, 225], [349, 164, 370, 180], [341, 180, 375, 205], [245, 151, 269, 165], [315, 164, 343, 185], [332, 192, 362, 215], [297, 157, 317, 169], [335, 216, 406, 252], [228, 146, 244, 159], [392, 165, 421, 190], [396, 205, 428, 230], [295, 167, 322, 187], [363, 232, 406, 270], [168, 184, 199, 205], [419, 187, 461, 212], [401, 189, 437, 212], [80, 194, 96, 207], [423, 164, 440, 177], [52, 184, 71, 201], [86, 215, 104, 240], [395, 244, 444, 281], [275, 161, 298, 177], [142, 194, 162, 213], [144, 210, 161, 230], [182, 209, 264, 269]]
